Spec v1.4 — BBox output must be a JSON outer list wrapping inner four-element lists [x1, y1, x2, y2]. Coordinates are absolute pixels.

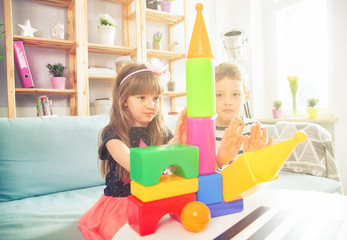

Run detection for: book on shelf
[[88, 65, 116, 76], [36, 95, 53, 117], [13, 41, 35, 88]]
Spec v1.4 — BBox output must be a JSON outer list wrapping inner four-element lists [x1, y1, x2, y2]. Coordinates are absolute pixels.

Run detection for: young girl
[[78, 63, 184, 240]]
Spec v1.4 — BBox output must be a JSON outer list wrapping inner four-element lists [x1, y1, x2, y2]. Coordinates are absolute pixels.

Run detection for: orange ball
[[181, 201, 211, 232]]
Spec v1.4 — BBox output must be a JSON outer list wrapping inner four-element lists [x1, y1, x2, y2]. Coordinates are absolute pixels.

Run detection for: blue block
[[207, 199, 244, 218], [196, 173, 223, 205]]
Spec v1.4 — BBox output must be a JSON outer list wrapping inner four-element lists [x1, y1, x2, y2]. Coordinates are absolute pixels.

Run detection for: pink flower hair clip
[[146, 58, 170, 82], [145, 62, 168, 77], [119, 60, 169, 86]]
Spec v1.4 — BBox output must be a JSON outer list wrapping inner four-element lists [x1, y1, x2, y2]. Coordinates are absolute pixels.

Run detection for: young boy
[[215, 63, 273, 171]]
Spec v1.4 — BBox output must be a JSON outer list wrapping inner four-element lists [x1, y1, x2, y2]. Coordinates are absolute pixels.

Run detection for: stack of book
[[36, 95, 53, 117], [88, 65, 116, 76]]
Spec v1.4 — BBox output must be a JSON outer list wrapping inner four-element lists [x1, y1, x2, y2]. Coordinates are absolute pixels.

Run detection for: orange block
[[187, 3, 214, 59]]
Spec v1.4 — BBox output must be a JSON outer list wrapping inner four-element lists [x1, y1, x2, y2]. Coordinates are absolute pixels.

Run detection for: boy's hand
[[243, 123, 273, 152], [216, 118, 245, 168]]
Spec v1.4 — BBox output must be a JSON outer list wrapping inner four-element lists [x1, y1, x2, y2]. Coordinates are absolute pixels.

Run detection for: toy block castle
[[127, 3, 306, 236]]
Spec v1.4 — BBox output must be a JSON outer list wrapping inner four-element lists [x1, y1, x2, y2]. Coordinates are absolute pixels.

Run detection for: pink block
[[187, 117, 216, 175]]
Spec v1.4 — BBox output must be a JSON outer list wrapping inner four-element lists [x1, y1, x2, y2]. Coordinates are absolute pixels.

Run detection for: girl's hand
[[170, 107, 188, 144], [243, 123, 273, 153], [216, 118, 245, 168]]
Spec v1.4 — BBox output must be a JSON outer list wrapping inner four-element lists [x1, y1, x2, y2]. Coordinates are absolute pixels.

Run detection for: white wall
[[330, 0, 347, 195]]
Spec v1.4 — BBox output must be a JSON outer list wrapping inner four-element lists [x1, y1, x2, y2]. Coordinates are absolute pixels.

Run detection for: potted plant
[[0, 24, 5, 59], [46, 63, 67, 89], [272, 100, 282, 119], [153, 31, 162, 50], [157, 0, 175, 12], [97, 14, 117, 46], [146, 0, 158, 10], [307, 98, 319, 119]]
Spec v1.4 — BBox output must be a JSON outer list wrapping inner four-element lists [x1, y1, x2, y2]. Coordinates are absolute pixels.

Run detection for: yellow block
[[221, 154, 259, 202], [131, 174, 198, 202], [221, 131, 306, 202]]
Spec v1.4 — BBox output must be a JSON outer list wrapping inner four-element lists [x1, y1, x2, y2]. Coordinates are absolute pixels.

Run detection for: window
[[265, 0, 330, 114]]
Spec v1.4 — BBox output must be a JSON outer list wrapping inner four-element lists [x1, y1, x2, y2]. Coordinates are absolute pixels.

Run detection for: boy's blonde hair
[[215, 63, 249, 93], [98, 63, 167, 181]]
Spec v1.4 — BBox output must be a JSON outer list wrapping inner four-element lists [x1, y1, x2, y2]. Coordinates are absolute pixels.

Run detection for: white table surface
[[113, 189, 347, 240]]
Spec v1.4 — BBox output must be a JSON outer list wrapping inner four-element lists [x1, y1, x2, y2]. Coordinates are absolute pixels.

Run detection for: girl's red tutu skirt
[[78, 194, 128, 240]]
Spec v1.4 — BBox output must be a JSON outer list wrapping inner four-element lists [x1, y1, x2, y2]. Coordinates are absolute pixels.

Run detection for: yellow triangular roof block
[[221, 131, 306, 202], [187, 3, 214, 59], [249, 131, 307, 181]]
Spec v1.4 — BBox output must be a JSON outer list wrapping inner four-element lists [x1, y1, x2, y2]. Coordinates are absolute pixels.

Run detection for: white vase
[[98, 25, 115, 46]]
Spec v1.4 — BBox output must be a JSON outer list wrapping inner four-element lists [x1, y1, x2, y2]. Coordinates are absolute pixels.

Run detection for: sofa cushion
[[0, 185, 104, 240], [0, 115, 109, 202], [273, 121, 341, 181]]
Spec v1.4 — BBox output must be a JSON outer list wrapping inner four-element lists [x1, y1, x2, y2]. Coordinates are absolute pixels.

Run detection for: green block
[[186, 58, 215, 117], [130, 144, 199, 186]]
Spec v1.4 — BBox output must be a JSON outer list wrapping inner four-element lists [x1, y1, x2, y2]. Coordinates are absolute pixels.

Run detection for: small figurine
[[17, 19, 38, 37], [50, 22, 64, 40]]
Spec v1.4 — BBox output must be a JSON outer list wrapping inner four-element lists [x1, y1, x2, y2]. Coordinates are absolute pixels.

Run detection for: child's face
[[125, 94, 161, 127], [215, 77, 247, 127]]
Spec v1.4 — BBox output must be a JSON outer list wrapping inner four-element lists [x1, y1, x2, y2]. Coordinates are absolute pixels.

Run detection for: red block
[[128, 193, 196, 236]]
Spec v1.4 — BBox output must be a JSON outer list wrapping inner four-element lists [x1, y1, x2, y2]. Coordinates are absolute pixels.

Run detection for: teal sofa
[[0, 115, 108, 240], [0, 115, 342, 239]]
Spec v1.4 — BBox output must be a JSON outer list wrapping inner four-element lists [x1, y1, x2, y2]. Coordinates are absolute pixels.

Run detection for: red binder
[[13, 41, 34, 88]]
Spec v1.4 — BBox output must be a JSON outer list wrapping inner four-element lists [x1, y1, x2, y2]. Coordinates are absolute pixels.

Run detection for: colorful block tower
[[186, 3, 216, 176], [127, 3, 307, 237], [184, 3, 242, 217]]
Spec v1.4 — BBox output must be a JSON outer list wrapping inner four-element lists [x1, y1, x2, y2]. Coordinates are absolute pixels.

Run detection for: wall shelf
[[129, 9, 184, 25], [147, 49, 185, 60], [146, 9, 184, 25], [88, 75, 117, 81], [163, 91, 186, 98], [13, 35, 76, 50], [4, 0, 87, 118], [33, 0, 72, 8], [106, 0, 132, 4], [4, 0, 187, 117], [15, 88, 76, 95], [88, 43, 136, 56]]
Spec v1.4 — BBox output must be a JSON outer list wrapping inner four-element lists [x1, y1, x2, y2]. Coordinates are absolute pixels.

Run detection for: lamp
[[221, 29, 251, 118], [221, 29, 247, 63]]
